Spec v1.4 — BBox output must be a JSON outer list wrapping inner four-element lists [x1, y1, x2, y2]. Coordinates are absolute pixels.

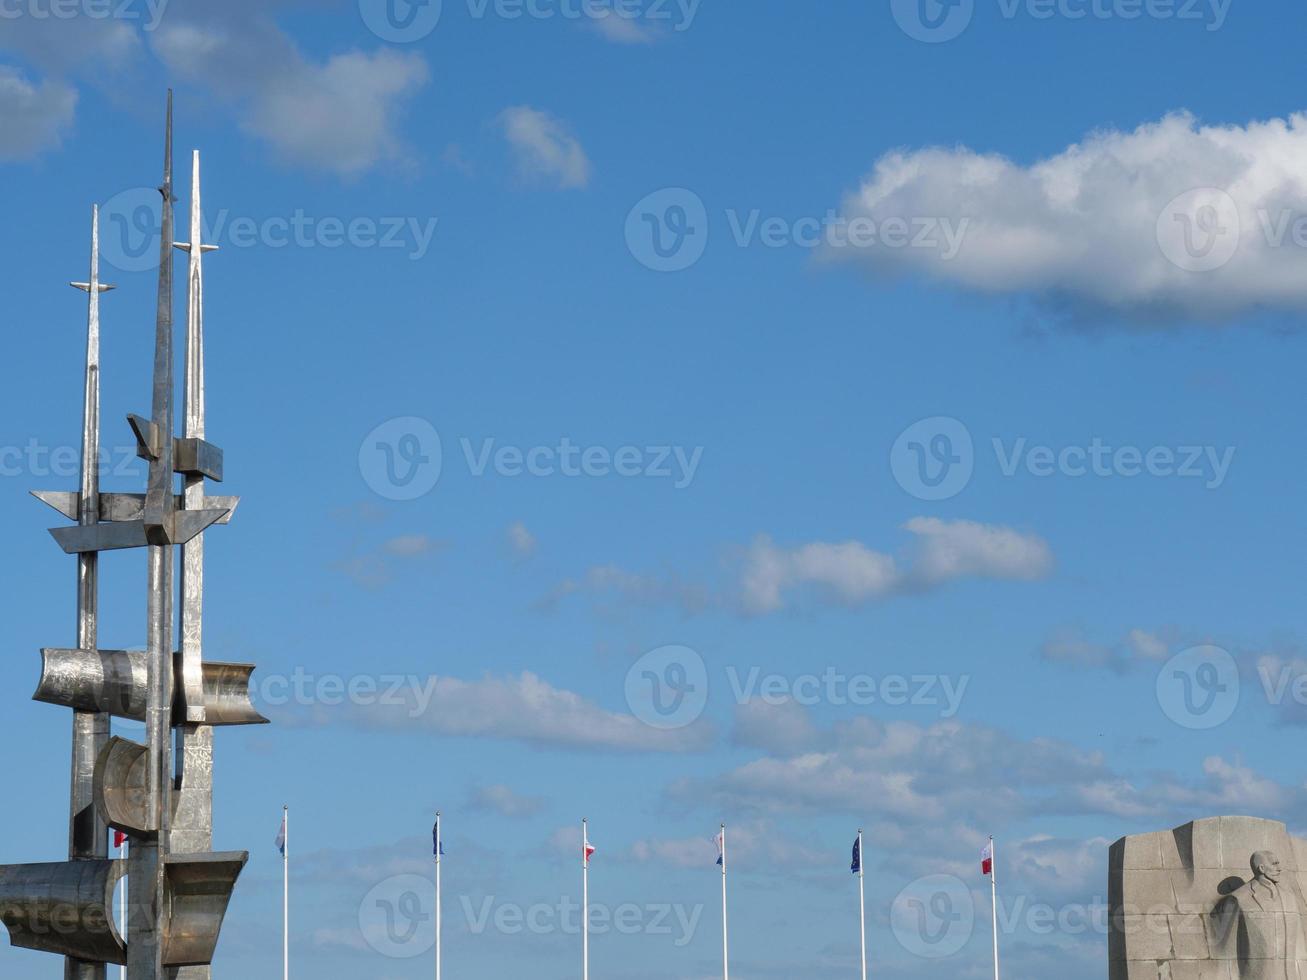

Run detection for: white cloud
[[498, 106, 592, 189], [740, 519, 1052, 614], [467, 783, 546, 818], [673, 706, 1303, 829], [0, 66, 75, 160], [1039, 626, 1174, 673], [337, 670, 714, 753], [629, 820, 824, 871], [589, 13, 660, 44], [151, 15, 427, 176], [832, 111, 1307, 320], [506, 521, 538, 558]]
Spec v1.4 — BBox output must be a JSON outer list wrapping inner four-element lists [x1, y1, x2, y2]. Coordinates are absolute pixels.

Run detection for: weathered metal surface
[[8, 93, 254, 980], [36, 649, 269, 726], [160, 853, 247, 967], [0, 860, 124, 965], [31, 491, 239, 525]]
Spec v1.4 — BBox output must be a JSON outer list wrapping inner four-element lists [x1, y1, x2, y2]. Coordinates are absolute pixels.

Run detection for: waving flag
[[276, 814, 287, 857], [433, 820, 445, 857], [715, 831, 724, 867], [584, 837, 596, 865], [981, 839, 994, 876], [851, 836, 862, 875], [114, 830, 127, 849]]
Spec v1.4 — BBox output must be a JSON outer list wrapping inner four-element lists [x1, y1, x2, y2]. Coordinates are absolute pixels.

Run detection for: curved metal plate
[[36, 650, 268, 726], [161, 851, 248, 967], [92, 737, 155, 837], [0, 859, 125, 964]]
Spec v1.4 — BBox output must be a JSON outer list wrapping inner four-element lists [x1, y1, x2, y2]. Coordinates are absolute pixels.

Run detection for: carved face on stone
[[1252, 850, 1283, 884]]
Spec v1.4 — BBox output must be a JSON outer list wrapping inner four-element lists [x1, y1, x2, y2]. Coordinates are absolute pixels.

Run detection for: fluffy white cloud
[[498, 106, 592, 189], [0, 66, 75, 160], [330, 670, 714, 753], [740, 519, 1052, 614], [832, 111, 1307, 320], [151, 15, 427, 176]]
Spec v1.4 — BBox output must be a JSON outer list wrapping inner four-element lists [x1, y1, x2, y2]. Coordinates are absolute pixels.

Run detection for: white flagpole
[[720, 823, 729, 980], [989, 836, 1000, 980], [119, 837, 127, 980], [435, 812, 442, 980], [582, 818, 590, 980], [283, 805, 289, 980], [858, 830, 867, 980]]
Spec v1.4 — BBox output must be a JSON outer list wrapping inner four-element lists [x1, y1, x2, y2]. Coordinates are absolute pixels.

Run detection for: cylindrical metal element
[[0, 860, 125, 965]]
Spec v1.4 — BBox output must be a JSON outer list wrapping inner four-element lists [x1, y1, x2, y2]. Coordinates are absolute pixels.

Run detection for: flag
[[584, 836, 596, 865], [114, 830, 127, 849], [433, 820, 445, 857], [981, 840, 994, 877], [851, 836, 861, 875], [715, 831, 724, 867], [275, 814, 286, 857]]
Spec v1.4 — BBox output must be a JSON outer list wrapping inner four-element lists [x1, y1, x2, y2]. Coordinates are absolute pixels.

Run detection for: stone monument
[[0, 93, 267, 980], [1110, 815, 1307, 979]]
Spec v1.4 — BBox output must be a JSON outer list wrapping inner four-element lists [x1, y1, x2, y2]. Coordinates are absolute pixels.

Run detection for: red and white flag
[[584, 836, 596, 865], [981, 840, 994, 877], [114, 830, 127, 849]]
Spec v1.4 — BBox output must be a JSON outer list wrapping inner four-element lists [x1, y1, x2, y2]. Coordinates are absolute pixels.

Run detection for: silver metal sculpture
[[0, 92, 267, 980]]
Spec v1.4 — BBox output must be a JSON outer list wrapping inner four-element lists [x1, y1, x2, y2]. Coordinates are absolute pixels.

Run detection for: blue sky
[[3, 1, 1307, 978]]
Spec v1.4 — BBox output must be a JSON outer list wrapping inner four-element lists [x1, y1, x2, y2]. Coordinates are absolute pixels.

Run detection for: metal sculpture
[[0, 93, 267, 980]]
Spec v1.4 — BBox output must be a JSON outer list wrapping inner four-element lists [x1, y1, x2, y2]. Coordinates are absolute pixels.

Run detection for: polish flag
[[114, 831, 127, 849], [584, 838, 596, 865], [981, 840, 994, 877]]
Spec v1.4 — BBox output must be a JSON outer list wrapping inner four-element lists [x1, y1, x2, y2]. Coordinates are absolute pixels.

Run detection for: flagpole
[[582, 817, 589, 980], [435, 811, 442, 980], [720, 823, 729, 980], [858, 829, 867, 980], [119, 837, 127, 980], [283, 805, 289, 980], [989, 836, 1000, 980]]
